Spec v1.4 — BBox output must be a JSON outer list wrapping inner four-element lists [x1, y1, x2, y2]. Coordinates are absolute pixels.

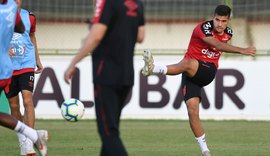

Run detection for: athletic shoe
[[20, 138, 36, 156], [202, 150, 211, 156], [142, 50, 154, 76], [19, 139, 26, 155], [37, 130, 49, 141], [34, 130, 48, 156]]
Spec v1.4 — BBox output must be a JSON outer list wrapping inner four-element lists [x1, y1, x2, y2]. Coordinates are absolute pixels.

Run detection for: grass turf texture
[[0, 120, 269, 156]]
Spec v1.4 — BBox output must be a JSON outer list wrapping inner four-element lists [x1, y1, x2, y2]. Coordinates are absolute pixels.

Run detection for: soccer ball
[[61, 98, 85, 122]]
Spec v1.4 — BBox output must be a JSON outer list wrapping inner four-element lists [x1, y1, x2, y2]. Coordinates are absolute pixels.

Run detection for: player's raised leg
[[141, 50, 199, 77], [142, 50, 168, 76]]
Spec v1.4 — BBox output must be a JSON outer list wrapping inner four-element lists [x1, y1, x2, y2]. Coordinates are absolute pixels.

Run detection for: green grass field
[[0, 120, 270, 156]]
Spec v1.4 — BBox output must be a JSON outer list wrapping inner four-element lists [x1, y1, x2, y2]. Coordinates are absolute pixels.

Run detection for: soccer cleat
[[202, 150, 211, 156], [19, 140, 26, 155], [20, 138, 36, 156], [37, 130, 49, 141], [25, 138, 36, 156], [34, 130, 48, 156], [142, 50, 154, 76]]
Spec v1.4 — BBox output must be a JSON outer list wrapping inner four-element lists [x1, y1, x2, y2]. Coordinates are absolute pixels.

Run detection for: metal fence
[[22, 0, 270, 23]]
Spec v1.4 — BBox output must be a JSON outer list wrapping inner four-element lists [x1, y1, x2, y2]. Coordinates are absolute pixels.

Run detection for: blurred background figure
[[64, 0, 145, 155], [4, 0, 43, 155], [0, 0, 47, 155]]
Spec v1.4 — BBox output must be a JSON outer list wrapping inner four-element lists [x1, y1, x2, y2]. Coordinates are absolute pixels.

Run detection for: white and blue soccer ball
[[61, 98, 85, 122]]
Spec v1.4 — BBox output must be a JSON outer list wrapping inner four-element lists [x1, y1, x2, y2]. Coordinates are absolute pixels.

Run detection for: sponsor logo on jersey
[[124, 0, 138, 17], [202, 22, 212, 35], [10, 33, 26, 57], [226, 27, 233, 35], [12, 33, 22, 40], [201, 48, 221, 59]]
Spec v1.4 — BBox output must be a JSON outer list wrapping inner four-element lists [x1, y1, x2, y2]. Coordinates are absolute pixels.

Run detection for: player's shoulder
[[224, 27, 233, 37], [29, 11, 35, 15], [21, 8, 35, 17], [20, 8, 29, 15], [199, 20, 214, 28], [29, 11, 35, 18], [28, 11, 36, 23], [198, 20, 214, 36], [198, 20, 233, 37]]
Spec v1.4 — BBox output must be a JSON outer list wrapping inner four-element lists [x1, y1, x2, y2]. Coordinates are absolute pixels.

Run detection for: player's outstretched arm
[[64, 23, 107, 84], [30, 32, 44, 74], [239, 46, 256, 56], [137, 26, 145, 43], [202, 36, 256, 56]]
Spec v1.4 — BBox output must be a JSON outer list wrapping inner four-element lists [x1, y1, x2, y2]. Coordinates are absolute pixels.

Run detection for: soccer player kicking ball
[[0, 0, 48, 155], [142, 5, 256, 156]]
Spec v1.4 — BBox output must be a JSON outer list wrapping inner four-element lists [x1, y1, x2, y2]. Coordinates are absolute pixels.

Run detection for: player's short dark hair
[[214, 5, 231, 18]]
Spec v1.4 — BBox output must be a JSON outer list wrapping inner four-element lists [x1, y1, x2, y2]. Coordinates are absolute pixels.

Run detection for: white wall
[[31, 55, 270, 120], [36, 20, 270, 51], [32, 20, 270, 120]]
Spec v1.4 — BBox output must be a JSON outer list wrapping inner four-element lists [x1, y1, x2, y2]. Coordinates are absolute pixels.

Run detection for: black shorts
[[5, 72, 35, 98], [181, 60, 216, 102]]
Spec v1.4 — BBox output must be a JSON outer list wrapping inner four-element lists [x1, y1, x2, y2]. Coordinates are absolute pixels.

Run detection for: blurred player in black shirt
[[64, 0, 145, 155]]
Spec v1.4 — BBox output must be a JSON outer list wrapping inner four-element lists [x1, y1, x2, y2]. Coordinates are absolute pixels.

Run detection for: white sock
[[195, 133, 209, 153], [153, 65, 167, 75], [14, 121, 38, 143]]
